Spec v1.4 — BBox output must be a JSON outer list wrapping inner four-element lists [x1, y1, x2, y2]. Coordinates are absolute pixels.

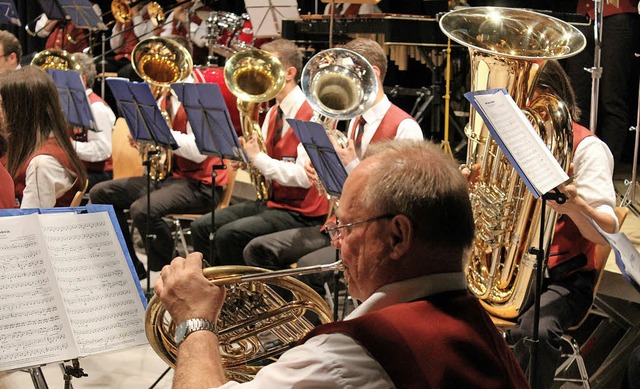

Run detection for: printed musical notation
[[0, 211, 148, 371]]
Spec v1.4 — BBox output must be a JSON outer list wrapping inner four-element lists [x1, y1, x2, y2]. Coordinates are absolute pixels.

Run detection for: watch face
[[175, 322, 187, 344]]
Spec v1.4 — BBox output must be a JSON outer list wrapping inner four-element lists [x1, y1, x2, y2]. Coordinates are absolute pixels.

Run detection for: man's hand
[[334, 138, 358, 166], [154, 252, 225, 324], [243, 132, 261, 162]]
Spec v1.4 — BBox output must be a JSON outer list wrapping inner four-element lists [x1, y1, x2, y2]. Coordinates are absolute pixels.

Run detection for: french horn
[[146, 262, 340, 381], [439, 7, 585, 319]]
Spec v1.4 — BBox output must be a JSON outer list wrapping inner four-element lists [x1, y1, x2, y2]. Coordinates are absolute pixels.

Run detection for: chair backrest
[[217, 161, 237, 210], [112, 117, 144, 179], [70, 179, 89, 207]]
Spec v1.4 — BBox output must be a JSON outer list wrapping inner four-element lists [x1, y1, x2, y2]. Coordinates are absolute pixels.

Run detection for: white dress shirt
[[110, 7, 156, 55], [215, 272, 467, 389], [344, 95, 423, 172], [73, 89, 115, 163], [160, 11, 208, 48], [252, 86, 312, 188]]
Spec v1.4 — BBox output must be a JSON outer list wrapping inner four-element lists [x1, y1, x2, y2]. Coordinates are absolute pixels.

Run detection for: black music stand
[[171, 82, 248, 265], [289, 118, 348, 319], [107, 77, 179, 297], [47, 68, 97, 132], [37, 0, 105, 30], [0, 0, 20, 26]]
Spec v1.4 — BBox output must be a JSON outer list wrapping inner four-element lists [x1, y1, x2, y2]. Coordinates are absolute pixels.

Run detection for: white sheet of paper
[[473, 90, 569, 196]]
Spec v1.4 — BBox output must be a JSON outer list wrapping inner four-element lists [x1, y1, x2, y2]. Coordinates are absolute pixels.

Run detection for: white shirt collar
[[345, 272, 467, 320], [279, 85, 305, 119]]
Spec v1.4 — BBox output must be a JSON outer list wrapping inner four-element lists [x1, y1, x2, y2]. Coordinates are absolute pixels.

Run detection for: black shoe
[[135, 261, 148, 280]]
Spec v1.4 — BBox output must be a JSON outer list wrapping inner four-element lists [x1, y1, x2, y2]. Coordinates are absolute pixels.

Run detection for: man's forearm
[[174, 331, 228, 389]]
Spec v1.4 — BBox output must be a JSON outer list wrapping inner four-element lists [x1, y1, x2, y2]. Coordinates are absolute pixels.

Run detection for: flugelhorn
[[145, 261, 341, 381], [439, 7, 585, 319], [224, 49, 286, 201]]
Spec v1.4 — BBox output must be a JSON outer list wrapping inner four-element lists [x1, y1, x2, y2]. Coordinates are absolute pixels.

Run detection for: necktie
[[272, 106, 284, 147], [354, 116, 366, 156]]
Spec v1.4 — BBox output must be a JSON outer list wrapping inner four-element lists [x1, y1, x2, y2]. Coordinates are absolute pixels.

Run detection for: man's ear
[[286, 66, 297, 82], [388, 214, 413, 261]]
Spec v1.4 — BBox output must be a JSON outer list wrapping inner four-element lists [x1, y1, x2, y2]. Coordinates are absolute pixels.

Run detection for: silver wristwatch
[[174, 318, 216, 347]]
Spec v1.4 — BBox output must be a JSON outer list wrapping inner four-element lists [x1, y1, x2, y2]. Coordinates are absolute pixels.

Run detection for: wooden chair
[[554, 206, 630, 388], [70, 179, 89, 207], [165, 164, 238, 256], [111, 117, 144, 180]]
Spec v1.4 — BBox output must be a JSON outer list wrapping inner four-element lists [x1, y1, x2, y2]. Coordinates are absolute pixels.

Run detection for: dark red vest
[[46, 22, 89, 53], [350, 103, 413, 143], [265, 102, 328, 217], [577, 0, 638, 18], [548, 122, 598, 271], [301, 290, 529, 389], [75, 92, 114, 173], [14, 138, 82, 207], [160, 94, 228, 186], [0, 162, 15, 209], [115, 22, 139, 61]]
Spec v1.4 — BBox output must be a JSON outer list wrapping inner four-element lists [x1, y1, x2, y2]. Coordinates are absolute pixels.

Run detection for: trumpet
[[145, 261, 342, 380]]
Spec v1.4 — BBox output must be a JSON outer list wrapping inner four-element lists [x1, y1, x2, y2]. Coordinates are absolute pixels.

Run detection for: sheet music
[[469, 89, 569, 196], [39, 212, 147, 355], [0, 214, 77, 371]]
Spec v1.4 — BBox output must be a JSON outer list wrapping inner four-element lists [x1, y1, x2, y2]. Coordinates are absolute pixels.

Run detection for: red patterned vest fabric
[[160, 94, 228, 186], [548, 122, 598, 272], [14, 138, 82, 207], [577, 0, 638, 18], [46, 22, 89, 53], [350, 103, 412, 143], [0, 162, 15, 209], [301, 291, 529, 389], [265, 102, 328, 217]]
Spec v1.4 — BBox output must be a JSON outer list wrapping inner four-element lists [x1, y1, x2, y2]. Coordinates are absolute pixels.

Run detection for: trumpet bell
[[302, 48, 378, 121]]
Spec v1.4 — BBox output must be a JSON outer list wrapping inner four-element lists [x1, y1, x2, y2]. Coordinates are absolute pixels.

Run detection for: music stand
[[47, 68, 97, 132], [0, 0, 20, 26], [172, 82, 247, 265], [37, 0, 105, 30], [106, 77, 179, 296], [243, 0, 300, 38]]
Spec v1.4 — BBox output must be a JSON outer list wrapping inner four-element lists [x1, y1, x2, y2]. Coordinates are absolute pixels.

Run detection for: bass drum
[[193, 67, 242, 135]]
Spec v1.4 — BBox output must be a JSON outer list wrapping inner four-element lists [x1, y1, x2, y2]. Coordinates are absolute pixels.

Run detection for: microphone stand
[[526, 188, 567, 389], [587, 0, 605, 133], [208, 163, 226, 267]]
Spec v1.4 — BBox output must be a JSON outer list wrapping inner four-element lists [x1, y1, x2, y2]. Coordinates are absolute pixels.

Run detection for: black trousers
[[190, 200, 326, 266], [506, 270, 595, 389], [90, 175, 220, 271]]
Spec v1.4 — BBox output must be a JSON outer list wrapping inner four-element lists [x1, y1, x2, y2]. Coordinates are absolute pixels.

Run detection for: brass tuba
[[31, 49, 82, 71], [131, 36, 193, 181], [145, 262, 339, 381], [439, 7, 585, 319], [224, 49, 286, 201]]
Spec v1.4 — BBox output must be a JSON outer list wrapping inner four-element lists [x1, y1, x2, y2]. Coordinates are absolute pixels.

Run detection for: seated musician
[[32, 1, 102, 54], [90, 36, 228, 280], [155, 139, 529, 388], [0, 129, 14, 209], [0, 66, 87, 208], [503, 60, 619, 389], [242, 38, 423, 290], [160, 1, 210, 64], [323, 1, 382, 15], [190, 38, 329, 266], [108, 1, 157, 80], [72, 53, 116, 191]]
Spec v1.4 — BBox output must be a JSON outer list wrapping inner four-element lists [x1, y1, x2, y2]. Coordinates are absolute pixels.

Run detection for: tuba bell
[[145, 262, 338, 381], [224, 49, 286, 201], [131, 36, 193, 181], [31, 49, 82, 72], [439, 7, 585, 319]]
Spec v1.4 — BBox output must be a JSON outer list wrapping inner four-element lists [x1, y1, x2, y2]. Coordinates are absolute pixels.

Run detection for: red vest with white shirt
[[77, 92, 113, 173], [350, 103, 413, 144]]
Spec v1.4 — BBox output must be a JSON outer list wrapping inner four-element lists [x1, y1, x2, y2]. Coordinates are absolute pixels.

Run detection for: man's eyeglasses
[[325, 214, 395, 241]]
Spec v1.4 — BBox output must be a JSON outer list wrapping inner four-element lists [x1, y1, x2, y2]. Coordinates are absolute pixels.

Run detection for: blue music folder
[[37, 0, 106, 30], [288, 118, 348, 197], [171, 82, 247, 162], [106, 78, 179, 150], [0, 0, 21, 26], [47, 68, 97, 131]]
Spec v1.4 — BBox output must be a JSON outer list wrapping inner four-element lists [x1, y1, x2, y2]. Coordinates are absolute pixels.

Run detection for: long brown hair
[[0, 66, 87, 185]]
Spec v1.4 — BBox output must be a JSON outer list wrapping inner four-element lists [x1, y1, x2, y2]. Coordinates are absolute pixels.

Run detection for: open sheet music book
[[0, 205, 148, 371], [464, 88, 570, 198]]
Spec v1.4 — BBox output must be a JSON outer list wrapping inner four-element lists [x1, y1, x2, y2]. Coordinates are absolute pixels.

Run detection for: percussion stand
[[525, 189, 567, 389], [587, 0, 605, 133], [620, 70, 640, 216]]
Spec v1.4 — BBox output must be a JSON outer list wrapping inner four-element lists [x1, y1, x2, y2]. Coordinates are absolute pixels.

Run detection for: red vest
[[577, 0, 639, 18], [160, 94, 228, 186], [46, 22, 89, 53], [75, 92, 114, 173], [0, 162, 15, 209], [14, 138, 82, 207], [265, 102, 328, 217], [350, 103, 413, 143], [115, 22, 139, 61], [302, 290, 529, 389], [548, 122, 598, 272]]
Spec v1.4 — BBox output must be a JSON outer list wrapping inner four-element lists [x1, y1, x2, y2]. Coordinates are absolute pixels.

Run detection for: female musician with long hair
[[0, 116, 14, 208], [0, 66, 87, 208]]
